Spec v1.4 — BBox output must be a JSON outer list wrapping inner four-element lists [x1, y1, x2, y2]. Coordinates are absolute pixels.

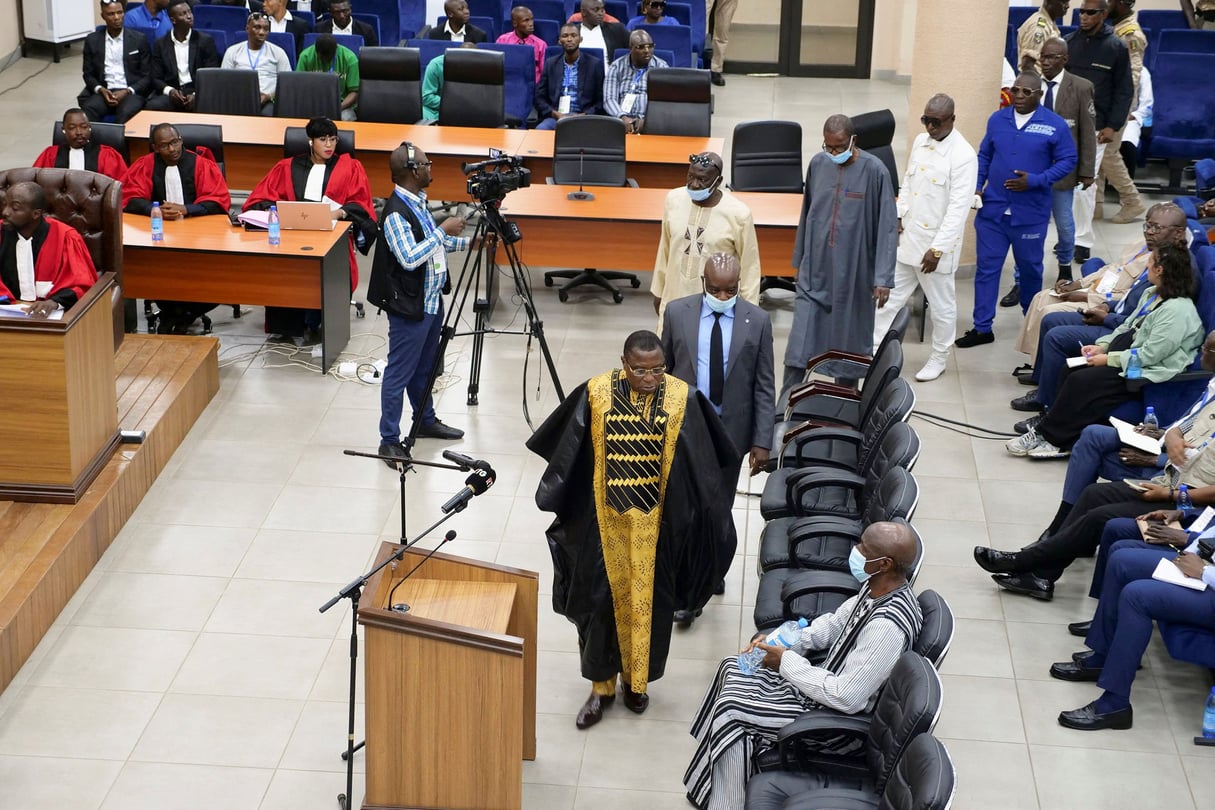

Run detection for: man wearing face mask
[[661, 253, 775, 626], [652, 152, 760, 327], [684, 521, 922, 809]]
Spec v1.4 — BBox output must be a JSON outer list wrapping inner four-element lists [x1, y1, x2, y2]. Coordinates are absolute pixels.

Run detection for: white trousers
[[1073, 140, 1108, 249], [872, 256, 958, 364]]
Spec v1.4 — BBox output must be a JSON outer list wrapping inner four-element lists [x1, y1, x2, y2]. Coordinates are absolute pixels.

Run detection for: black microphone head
[[444, 530, 457, 542], [465, 468, 495, 494], [442, 449, 478, 470]]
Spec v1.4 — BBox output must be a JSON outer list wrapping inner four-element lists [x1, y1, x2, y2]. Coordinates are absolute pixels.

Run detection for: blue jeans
[[536, 117, 558, 130], [1062, 426, 1161, 504], [1051, 187, 1076, 265], [973, 213, 1047, 332], [1036, 319, 1113, 407], [379, 308, 443, 443]]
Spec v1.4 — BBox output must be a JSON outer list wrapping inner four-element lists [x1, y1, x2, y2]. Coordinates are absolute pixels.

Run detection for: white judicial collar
[[164, 165, 185, 206], [68, 148, 85, 171], [15, 233, 36, 300], [304, 163, 327, 202]]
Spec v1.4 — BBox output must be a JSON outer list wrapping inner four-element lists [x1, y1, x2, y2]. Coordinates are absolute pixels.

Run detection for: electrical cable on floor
[[912, 409, 1019, 439], [0, 60, 52, 97]]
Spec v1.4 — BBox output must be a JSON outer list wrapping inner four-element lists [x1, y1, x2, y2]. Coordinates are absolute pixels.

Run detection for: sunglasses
[[920, 116, 951, 127], [689, 153, 715, 167], [1077, 8, 1102, 15], [1009, 87, 1039, 96]]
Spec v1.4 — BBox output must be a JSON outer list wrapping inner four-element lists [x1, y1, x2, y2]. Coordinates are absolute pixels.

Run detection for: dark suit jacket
[[1049, 70, 1098, 190], [278, 15, 313, 53], [661, 295, 776, 459], [427, 22, 488, 43], [535, 50, 604, 119], [599, 21, 629, 58], [316, 17, 378, 47], [80, 28, 154, 97], [152, 29, 221, 93]]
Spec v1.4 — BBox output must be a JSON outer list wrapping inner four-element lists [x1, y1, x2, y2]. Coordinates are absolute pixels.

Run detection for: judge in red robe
[[32, 108, 128, 180], [243, 116, 376, 339], [0, 181, 99, 319]]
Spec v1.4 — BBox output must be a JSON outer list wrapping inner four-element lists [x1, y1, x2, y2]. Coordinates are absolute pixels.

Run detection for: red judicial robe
[[0, 217, 98, 308], [33, 143, 128, 180], [121, 149, 231, 215]]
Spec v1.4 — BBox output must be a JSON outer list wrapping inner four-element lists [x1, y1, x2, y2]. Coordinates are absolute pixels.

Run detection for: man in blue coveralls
[[957, 71, 1077, 348]]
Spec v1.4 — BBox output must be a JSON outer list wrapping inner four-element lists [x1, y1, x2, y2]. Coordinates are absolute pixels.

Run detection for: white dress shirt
[[580, 24, 606, 56], [269, 11, 293, 34], [15, 234, 35, 300], [172, 33, 192, 87], [102, 31, 128, 90], [444, 21, 466, 42]]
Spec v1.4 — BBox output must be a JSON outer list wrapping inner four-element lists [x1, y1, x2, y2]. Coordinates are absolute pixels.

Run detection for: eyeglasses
[[1077, 8, 1102, 15], [154, 138, 183, 149], [626, 365, 666, 377], [689, 153, 715, 167], [920, 116, 950, 127], [1143, 222, 1175, 233], [1009, 87, 1039, 97], [821, 135, 855, 155]]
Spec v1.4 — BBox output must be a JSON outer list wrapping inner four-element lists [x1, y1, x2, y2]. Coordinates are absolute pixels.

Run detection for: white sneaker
[[1006, 429, 1043, 457], [915, 358, 947, 382], [1028, 439, 1070, 459]]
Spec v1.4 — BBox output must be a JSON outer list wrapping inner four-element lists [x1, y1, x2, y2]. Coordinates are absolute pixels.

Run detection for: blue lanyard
[[1133, 293, 1158, 320], [246, 45, 263, 70], [631, 67, 646, 88], [394, 190, 436, 233]]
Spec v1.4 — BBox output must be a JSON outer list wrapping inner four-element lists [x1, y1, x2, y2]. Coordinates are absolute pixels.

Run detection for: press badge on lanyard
[[558, 89, 572, 114], [621, 69, 644, 115]]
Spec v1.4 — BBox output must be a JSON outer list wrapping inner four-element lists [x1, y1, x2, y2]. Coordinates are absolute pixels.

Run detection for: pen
[[1078, 341, 1088, 357]]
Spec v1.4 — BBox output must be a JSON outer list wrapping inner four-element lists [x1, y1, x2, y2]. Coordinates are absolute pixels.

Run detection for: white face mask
[[704, 293, 737, 314]]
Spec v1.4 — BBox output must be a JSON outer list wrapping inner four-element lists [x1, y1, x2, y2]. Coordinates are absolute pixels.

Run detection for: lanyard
[[1133, 292, 1159, 320], [631, 67, 646, 88], [246, 45, 263, 71], [394, 190, 436, 233]]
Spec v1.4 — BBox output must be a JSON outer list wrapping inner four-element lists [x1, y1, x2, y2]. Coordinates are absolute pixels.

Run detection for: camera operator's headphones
[[403, 141, 418, 170]]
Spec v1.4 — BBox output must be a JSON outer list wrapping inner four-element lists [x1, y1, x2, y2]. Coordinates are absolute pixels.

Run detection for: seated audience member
[[263, 0, 311, 52], [122, 123, 231, 333], [627, 0, 678, 30], [33, 108, 128, 179], [221, 12, 293, 115], [1007, 243, 1203, 458], [604, 29, 669, 134], [570, 0, 628, 59], [126, 0, 171, 40], [243, 116, 376, 340], [316, 0, 378, 46], [0, 182, 99, 319], [684, 522, 922, 810], [428, 0, 488, 43], [79, 1, 153, 124], [496, 6, 546, 83], [146, 0, 221, 112], [421, 42, 477, 121], [535, 24, 604, 130], [297, 35, 360, 120]]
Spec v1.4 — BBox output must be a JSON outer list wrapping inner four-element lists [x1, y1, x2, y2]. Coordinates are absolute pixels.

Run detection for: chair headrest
[[852, 109, 897, 150], [283, 127, 356, 158], [444, 48, 505, 84], [359, 46, 421, 81], [646, 67, 711, 103]]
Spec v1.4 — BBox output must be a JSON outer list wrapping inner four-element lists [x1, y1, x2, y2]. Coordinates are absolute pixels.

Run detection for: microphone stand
[[567, 148, 595, 201], [341, 448, 465, 542]]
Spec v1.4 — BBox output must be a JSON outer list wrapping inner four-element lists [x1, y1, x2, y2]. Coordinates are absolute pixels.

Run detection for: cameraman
[[369, 143, 469, 467]]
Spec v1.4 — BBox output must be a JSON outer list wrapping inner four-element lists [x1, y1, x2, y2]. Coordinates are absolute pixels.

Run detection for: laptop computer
[[276, 200, 336, 231]]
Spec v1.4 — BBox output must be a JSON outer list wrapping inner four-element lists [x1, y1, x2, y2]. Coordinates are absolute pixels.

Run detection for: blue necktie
[[1045, 80, 1056, 112]]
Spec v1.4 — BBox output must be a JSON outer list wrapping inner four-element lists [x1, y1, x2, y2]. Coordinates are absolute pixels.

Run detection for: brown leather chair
[[0, 167, 125, 349]]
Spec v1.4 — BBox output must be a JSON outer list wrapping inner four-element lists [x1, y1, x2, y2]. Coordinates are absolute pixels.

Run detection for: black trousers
[[1038, 364, 1138, 450], [78, 91, 146, 123], [1016, 481, 1148, 582]]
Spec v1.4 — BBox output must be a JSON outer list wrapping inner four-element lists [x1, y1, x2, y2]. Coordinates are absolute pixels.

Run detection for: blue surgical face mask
[[849, 547, 889, 583], [687, 176, 720, 202], [704, 293, 737, 314], [826, 136, 855, 166]]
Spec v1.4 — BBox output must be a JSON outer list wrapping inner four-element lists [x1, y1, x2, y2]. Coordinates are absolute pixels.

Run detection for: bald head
[[924, 94, 954, 117], [823, 114, 854, 139], [860, 521, 917, 579], [703, 254, 741, 294]]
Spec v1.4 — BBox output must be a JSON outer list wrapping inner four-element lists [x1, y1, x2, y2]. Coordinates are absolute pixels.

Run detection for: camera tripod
[[403, 196, 565, 446]]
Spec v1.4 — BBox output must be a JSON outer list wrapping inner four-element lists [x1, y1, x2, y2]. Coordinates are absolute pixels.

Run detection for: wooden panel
[[390, 579, 517, 634]]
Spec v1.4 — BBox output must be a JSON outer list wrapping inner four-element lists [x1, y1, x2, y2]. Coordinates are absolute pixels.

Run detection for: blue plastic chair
[[481, 42, 536, 126], [639, 23, 693, 67], [197, 28, 229, 56], [303, 32, 365, 54], [663, 2, 692, 29], [1139, 9, 1188, 33], [362, 0, 402, 44], [528, 0, 567, 27], [612, 47, 675, 66], [267, 31, 297, 68], [605, 0, 630, 24], [1147, 53, 1215, 164], [1157, 28, 1215, 54], [1008, 6, 1036, 30], [294, 10, 316, 29], [352, 13, 382, 46], [406, 38, 464, 71], [193, 5, 248, 34], [534, 18, 561, 45]]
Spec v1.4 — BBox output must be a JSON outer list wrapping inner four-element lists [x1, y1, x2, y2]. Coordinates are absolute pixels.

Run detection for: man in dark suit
[[79, 0, 153, 123], [577, 0, 628, 59], [316, 0, 378, 47], [661, 252, 776, 626], [535, 23, 605, 130], [264, 0, 312, 52], [427, 0, 488, 43], [145, 0, 221, 111]]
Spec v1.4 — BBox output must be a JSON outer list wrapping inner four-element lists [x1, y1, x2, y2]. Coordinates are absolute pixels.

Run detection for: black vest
[[366, 191, 428, 321]]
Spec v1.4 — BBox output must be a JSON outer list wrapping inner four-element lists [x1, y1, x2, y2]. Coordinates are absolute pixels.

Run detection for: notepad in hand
[[1067, 355, 1089, 368], [1110, 416, 1163, 455], [1151, 558, 1208, 591]]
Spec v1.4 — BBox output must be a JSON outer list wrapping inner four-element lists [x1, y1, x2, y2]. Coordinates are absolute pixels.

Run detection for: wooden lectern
[[360, 542, 538, 810], [0, 274, 120, 503]]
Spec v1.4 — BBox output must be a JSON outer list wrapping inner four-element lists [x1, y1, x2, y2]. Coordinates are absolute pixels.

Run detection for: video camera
[[462, 149, 531, 203]]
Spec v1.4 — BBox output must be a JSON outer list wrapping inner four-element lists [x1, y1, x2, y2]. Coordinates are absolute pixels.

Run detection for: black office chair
[[282, 127, 356, 157], [438, 48, 507, 128], [357, 46, 423, 123], [542, 115, 642, 303], [642, 67, 711, 137], [274, 71, 342, 120], [851, 109, 899, 195], [51, 120, 131, 164], [194, 68, 262, 116], [731, 120, 802, 294]]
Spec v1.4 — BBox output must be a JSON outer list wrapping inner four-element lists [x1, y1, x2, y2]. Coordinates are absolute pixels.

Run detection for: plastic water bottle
[[1143, 406, 1158, 431], [1105, 291, 1113, 308], [1178, 483, 1193, 513], [1203, 686, 1215, 739], [150, 202, 163, 242], [738, 618, 808, 676], [268, 205, 281, 246], [1126, 348, 1142, 380]]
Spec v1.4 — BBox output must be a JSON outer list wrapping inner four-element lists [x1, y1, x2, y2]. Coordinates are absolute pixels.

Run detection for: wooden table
[[121, 213, 351, 372], [498, 185, 802, 277], [123, 111, 722, 199]]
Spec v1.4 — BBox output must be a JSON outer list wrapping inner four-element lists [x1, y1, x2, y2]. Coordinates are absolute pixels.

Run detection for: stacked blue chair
[[481, 42, 537, 126], [407, 38, 464, 69], [1157, 28, 1215, 54], [639, 23, 694, 67], [294, 10, 316, 29], [605, 0, 631, 24], [267, 31, 297, 68], [534, 18, 561, 45], [362, 0, 402, 43], [1138, 9, 1188, 32], [528, 0, 568, 26], [303, 32, 365, 54], [193, 5, 248, 34], [1146, 53, 1215, 189], [352, 13, 383, 46]]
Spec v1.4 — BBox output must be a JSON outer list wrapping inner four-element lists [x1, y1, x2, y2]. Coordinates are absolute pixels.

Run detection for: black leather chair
[[282, 127, 356, 157], [851, 109, 900, 196], [730, 121, 803, 193], [275, 71, 342, 119], [912, 591, 955, 669], [438, 48, 507, 128], [51, 120, 131, 165], [194, 68, 262, 116], [642, 67, 711, 136], [542, 115, 642, 303], [357, 46, 422, 123]]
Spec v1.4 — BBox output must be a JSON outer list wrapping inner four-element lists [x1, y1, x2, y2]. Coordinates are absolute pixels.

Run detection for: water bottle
[[1204, 686, 1215, 739], [268, 205, 281, 246], [738, 618, 808, 676], [1105, 291, 1113, 308], [150, 202, 163, 242], [1143, 406, 1158, 431], [1126, 348, 1142, 380], [1178, 483, 1193, 513]]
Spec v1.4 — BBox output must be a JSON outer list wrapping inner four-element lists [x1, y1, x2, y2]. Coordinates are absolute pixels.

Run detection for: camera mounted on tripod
[[462, 149, 532, 204]]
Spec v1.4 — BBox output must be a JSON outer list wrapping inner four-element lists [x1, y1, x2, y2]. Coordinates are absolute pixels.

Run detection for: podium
[[0, 273, 120, 503], [360, 542, 538, 810]]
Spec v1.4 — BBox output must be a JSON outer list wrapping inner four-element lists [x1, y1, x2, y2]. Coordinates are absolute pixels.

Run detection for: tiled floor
[[1, 53, 1213, 810]]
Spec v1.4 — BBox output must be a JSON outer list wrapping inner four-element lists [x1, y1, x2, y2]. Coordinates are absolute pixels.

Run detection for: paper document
[[1190, 506, 1215, 534], [1151, 557, 1208, 591], [320, 195, 342, 213], [0, 304, 64, 320], [1110, 416, 1163, 455], [237, 210, 272, 229], [1067, 356, 1089, 368]]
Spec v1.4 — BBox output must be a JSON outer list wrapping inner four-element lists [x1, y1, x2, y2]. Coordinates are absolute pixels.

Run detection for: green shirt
[[1097, 286, 1205, 383], [296, 43, 360, 101], [422, 55, 444, 121]]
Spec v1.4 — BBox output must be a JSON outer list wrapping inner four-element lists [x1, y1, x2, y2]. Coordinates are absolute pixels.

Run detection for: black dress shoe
[[713, 579, 726, 595], [1014, 414, 1043, 435], [1019, 373, 1038, 387], [1012, 364, 1033, 378], [1073, 246, 1091, 264], [711, 71, 725, 86], [378, 441, 411, 470], [1068, 620, 1092, 637], [993, 572, 1054, 600], [1057, 267, 1073, 284], [575, 692, 614, 729], [620, 681, 649, 714], [1000, 285, 1020, 308], [955, 329, 995, 348], [974, 546, 1021, 574], [1011, 391, 1045, 412], [1058, 701, 1133, 731], [416, 420, 465, 440], [1050, 659, 1103, 681], [673, 608, 702, 627]]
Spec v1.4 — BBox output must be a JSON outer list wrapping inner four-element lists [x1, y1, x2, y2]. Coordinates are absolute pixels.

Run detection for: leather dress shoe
[[1011, 391, 1045, 412], [1073, 246, 1091, 264], [620, 680, 649, 714], [955, 328, 994, 348], [711, 71, 725, 86], [992, 572, 1054, 600], [673, 608, 703, 627], [973, 546, 1021, 574], [416, 420, 465, 440], [1012, 364, 1033, 378], [1014, 414, 1043, 434], [378, 441, 412, 470], [1000, 285, 1020, 308], [575, 692, 614, 729], [1058, 701, 1133, 731], [1068, 620, 1092, 637], [1050, 658, 1103, 681], [713, 579, 726, 595], [1018, 373, 1038, 387]]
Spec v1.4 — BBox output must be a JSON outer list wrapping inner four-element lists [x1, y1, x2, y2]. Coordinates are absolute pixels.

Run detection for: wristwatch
[[930, 249, 943, 259]]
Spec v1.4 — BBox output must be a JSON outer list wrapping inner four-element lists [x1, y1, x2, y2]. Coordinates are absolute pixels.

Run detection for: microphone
[[441, 449, 493, 472], [567, 148, 595, 202], [440, 467, 495, 513], [388, 529, 458, 612]]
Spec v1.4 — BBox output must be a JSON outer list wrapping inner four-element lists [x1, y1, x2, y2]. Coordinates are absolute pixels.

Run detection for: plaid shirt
[[603, 53, 669, 118], [382, 186, 469, 315]]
